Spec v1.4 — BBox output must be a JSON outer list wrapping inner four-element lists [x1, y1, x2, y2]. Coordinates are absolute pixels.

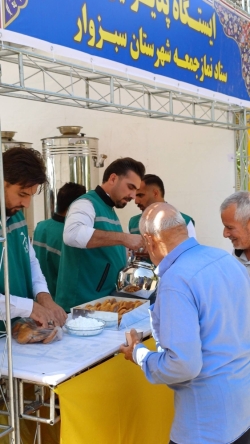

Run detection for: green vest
[[180, 212, 195, 227], [55, 190, 127, 312], [129, 214, 142, 234], [129, 212, 195, 234], [33, 216, 64, 299], [0, 211, 33, 331]]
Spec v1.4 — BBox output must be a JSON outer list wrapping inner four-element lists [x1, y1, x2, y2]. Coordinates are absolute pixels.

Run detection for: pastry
[[80, 297, 144, 325], [123, 285, 141, 293]]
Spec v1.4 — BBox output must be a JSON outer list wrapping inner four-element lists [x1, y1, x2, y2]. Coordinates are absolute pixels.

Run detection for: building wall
[[0, 90, 235, 252]]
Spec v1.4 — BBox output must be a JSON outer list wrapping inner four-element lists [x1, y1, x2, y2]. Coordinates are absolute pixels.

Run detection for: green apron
[[33, 215, 64, 299], [0, 211, 33, 331], [55, 190, 127, 312]]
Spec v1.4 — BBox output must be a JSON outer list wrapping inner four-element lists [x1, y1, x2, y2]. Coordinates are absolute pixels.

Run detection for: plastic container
[[64, 318, 105, 337]]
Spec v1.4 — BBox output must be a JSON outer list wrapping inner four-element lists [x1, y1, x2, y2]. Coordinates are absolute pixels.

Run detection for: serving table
[[0, 317, 175, 444]]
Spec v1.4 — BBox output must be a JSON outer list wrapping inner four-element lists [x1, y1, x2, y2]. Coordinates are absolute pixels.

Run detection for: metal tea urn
[[41, 126, 107, 218], [1, 131, 33, 149]]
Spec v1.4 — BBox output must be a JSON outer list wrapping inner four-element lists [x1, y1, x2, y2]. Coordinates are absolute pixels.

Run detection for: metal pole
[[35, 411, 42, 444], [13, 379, 20, 444], [35, 385, 41, 444], [243, 109, 248, 190], [0, 122, 16, 442]]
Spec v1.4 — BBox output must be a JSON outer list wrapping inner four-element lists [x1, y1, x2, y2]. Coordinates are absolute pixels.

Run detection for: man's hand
[[123, 234, 144, 250], [30, 301, 54, 328], [120, 329, 141, 363], [35, 292, 67, 327]]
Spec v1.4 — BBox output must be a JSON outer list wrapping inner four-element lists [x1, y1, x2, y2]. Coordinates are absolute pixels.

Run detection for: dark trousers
[[169, 427, 250, 444]]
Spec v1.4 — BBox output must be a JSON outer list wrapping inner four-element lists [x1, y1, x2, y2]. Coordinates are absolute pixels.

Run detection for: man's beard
[[230, 236, 249, 250], [137, 205, 144, 211], [115, 201, 127, 209], [115, 198, 132, 209], [6, 207, 23, 216]]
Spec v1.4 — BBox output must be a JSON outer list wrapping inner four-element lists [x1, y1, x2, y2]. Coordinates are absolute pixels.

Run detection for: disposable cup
[[125, 330, 143, 346]]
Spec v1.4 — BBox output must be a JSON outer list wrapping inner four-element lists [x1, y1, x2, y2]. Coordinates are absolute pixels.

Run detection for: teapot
[[117, 259, 158, 299]]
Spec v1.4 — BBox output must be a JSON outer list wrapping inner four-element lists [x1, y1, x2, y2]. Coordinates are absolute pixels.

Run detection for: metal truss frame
[[0, 38, 249, 443], [234, 0, 250, 14], [235, 111, 250, 191], [0, 44, 248, 131]]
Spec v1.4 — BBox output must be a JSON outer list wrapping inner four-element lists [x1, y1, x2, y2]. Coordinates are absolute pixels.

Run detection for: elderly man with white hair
[[120, 202, 250, 444], [221, 191, 250, 275]]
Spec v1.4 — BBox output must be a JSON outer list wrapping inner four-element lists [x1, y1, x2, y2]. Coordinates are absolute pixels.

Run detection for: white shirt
[[64, 199, 96, 248], [0, 239, 49, 320], [186, 220, 197, 239], [233, 250, 250, 276]]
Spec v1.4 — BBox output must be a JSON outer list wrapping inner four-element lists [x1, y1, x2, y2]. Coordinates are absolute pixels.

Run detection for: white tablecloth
[[0, 317, 151, 386]]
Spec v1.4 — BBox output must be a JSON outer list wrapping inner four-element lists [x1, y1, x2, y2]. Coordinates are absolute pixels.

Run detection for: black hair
[[142, 174, 165, 198], [56, 182, 86, 214], [102, 157, 145, 183], [3, 147, 47, 192]]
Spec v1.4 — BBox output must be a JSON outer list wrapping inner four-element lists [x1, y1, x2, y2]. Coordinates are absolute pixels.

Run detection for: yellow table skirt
[[55, 338, 175, 444]]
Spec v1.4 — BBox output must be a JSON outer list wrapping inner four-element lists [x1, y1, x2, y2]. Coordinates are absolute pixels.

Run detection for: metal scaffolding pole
[[0, 125, 16, 442], [235, 111, 250, 191]]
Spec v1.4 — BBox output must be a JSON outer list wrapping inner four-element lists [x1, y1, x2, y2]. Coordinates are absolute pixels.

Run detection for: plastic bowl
[[64, 319, 105, 337], [57, 126, 82, 135]]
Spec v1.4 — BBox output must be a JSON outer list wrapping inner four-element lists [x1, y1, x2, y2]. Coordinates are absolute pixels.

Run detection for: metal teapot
[[117, 259, 158, 299]]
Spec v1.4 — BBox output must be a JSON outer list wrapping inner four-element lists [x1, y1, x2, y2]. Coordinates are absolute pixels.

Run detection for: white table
[[0, 317, 151, 444], [0, 317, 151, 386]]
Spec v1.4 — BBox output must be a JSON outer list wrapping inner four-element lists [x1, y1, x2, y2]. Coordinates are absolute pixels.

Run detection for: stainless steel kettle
[[117, 259, 158, 298]]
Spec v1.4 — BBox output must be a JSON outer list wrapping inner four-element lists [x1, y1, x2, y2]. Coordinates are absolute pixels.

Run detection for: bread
[[123, 285, 141, 293], [42, 328, 59, 344], [12, 318, 63, 344], [83, 298, 144, 325]]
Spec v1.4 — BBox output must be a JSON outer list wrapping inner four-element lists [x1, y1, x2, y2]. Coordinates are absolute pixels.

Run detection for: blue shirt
[[134, 238, 250, 443]]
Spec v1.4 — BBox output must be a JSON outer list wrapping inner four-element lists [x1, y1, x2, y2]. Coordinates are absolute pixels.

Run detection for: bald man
[[121, 202, 250, 444]]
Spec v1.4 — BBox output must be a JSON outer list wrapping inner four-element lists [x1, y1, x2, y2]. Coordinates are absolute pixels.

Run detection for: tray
[[71, 296, 150, 330]]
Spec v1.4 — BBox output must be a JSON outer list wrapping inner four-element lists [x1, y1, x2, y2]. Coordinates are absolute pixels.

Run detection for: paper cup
[[125, 330, 143, 346]]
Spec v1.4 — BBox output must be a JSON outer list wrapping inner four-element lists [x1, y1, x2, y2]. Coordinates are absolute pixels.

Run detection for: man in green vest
[[33, 182, 86, 299], [0, 147, 67, 329], [129, 174, 196, 238], [55, 157, 146, 312]]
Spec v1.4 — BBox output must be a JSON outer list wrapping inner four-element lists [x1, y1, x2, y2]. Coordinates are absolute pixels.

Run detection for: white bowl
[[64, 319, 105, 337]]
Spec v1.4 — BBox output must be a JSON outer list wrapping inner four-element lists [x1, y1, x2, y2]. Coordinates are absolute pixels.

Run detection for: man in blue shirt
[[121, 202, 250, 444]]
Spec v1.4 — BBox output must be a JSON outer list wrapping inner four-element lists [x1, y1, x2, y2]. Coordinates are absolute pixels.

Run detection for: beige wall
[[0, 91, 235, 252]]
